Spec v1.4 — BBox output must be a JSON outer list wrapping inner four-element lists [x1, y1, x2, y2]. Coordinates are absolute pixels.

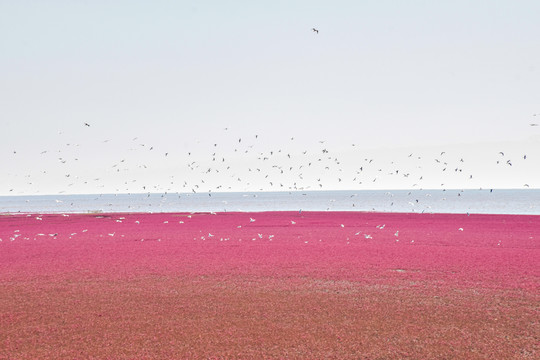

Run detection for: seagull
[[312, 28, 319, 34]]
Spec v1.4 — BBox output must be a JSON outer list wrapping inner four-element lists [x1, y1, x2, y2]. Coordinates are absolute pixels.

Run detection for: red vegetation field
[[1, 211, 538, 359]]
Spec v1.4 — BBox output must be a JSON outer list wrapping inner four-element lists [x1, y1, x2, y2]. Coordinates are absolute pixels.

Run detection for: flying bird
[[312, 28, 319, 34], [84, 123, 90, 127]]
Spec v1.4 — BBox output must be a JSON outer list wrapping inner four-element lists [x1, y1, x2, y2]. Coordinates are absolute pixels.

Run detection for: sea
[[0, 189, 539, 215]]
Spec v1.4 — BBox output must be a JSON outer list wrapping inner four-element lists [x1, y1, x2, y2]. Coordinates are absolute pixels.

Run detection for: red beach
[[1, 211, 538, 359]]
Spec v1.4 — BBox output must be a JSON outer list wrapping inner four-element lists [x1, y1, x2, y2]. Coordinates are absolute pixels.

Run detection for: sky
[[1, 0, 539, 195]]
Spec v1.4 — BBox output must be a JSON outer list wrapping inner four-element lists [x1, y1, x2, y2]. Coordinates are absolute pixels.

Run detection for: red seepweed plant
[[0, 211, 538, 359]]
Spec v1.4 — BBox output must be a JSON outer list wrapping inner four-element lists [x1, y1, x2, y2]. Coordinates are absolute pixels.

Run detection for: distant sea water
[[0, 189, 539, 215]]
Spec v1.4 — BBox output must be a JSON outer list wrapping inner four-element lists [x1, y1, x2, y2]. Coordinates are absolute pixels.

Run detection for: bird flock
[[3, 112, 539, 197]]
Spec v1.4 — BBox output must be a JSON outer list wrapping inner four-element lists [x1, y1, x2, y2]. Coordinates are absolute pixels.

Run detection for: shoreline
[[2, 209, 540, 216], [2, 189, 540, 216]]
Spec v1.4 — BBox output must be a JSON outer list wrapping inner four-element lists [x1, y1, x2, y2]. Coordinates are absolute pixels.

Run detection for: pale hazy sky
[[1, 1, 539, 195]]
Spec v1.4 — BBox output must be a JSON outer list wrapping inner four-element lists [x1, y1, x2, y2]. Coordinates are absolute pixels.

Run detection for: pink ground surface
[[1, 211, 539, 359]]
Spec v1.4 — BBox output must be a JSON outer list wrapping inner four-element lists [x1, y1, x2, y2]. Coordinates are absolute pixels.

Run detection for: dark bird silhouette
[[312, 28, 319, 34], [84, 123, 90, 127]]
